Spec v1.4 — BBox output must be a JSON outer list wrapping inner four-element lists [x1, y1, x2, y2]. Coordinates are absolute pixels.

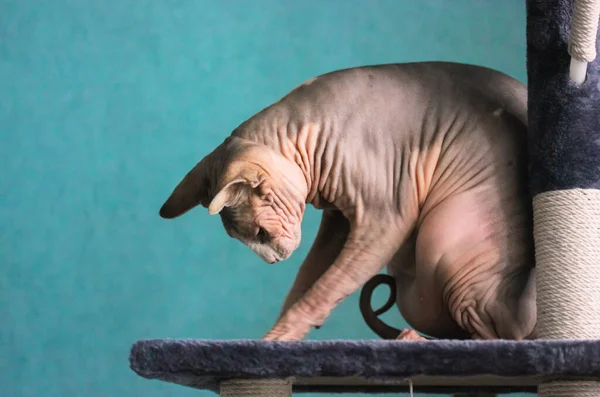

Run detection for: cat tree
[[129, 0, 600, 395]]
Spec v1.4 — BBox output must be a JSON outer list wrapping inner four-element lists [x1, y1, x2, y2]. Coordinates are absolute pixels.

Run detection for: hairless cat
[[159, 62, 537, 342]]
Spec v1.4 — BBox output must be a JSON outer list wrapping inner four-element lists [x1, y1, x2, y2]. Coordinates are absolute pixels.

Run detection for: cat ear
[[159, 158, 211, 219], [207, 179, 247, 215], [160, 137, 267, 218], [207, 162, 263, 215]]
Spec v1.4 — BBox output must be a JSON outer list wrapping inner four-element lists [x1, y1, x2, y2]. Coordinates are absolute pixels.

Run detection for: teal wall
[[1, 1, 527, 396]]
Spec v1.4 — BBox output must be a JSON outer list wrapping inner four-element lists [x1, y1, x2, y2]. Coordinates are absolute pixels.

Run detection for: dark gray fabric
[[129, 339, 600, 394], [526, 0, 600, 195]]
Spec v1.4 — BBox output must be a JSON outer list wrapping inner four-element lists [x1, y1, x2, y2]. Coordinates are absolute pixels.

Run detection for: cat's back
[[282, 62, 527, 125]]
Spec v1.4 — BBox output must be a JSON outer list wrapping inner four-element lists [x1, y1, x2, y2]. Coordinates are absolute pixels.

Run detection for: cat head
[[159, 136, 308, 263]]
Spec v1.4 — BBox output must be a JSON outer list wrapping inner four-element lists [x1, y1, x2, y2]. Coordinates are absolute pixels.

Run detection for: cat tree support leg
[[219, 378, 294, 397]]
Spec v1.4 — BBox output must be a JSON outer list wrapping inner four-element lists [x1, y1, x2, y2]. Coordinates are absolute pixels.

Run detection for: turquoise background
[[1, 1, 528, 396]]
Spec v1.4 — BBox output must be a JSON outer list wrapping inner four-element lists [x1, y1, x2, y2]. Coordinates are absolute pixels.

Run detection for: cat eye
[[257, 227, 270, 243]]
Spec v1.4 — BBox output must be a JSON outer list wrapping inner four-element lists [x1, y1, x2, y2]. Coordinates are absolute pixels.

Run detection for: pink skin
[[159, 62, 537, 342], [397, 329, 426, 341]]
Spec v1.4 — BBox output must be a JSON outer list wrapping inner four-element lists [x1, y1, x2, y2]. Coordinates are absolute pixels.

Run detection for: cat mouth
[[267, 252, 282, 264], [255, 246, 290, 264], [258, 252, 280, 264]]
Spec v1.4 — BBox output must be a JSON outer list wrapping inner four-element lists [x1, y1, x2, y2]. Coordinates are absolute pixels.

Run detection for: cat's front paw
[[263, 314, 312, 341]]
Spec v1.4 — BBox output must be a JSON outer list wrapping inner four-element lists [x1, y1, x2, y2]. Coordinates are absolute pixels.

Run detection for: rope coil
[[569, 0, 600, 62], [220, 378, 294, 397], [539, 381, 600, 397]]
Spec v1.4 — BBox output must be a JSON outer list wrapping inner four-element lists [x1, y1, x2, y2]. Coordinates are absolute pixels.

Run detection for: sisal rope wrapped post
[[534, 190, 600, 340], [534, 191, 600, 396], [220, 378, 294, 397], [526, 0, 600, 396], [568, 0, 600, 83]]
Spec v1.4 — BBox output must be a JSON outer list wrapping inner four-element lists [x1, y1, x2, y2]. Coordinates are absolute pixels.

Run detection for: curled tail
[[359, 274, 402, 339]]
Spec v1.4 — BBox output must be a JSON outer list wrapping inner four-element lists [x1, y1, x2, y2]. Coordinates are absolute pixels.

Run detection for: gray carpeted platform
[[129, 339, 600, 394]]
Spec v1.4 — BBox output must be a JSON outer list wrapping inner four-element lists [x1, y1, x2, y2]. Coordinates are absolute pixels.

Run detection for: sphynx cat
[[159, 62, 537, 342]]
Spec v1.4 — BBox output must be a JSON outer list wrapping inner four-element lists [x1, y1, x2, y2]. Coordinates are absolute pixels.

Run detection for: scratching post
[[534, 192, 600, 396], [527, 0, 600, 396], [534, 191, 600, 341]]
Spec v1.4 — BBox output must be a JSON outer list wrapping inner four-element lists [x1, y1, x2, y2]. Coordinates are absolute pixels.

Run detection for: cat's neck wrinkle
[[233, 108, 338, 208]]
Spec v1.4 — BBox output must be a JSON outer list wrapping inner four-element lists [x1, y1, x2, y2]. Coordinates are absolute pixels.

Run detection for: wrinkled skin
[[159, 62, 537, 342]]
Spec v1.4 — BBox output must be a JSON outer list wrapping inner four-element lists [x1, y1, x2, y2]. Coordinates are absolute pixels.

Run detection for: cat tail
[[359, 274, 401, 339]]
